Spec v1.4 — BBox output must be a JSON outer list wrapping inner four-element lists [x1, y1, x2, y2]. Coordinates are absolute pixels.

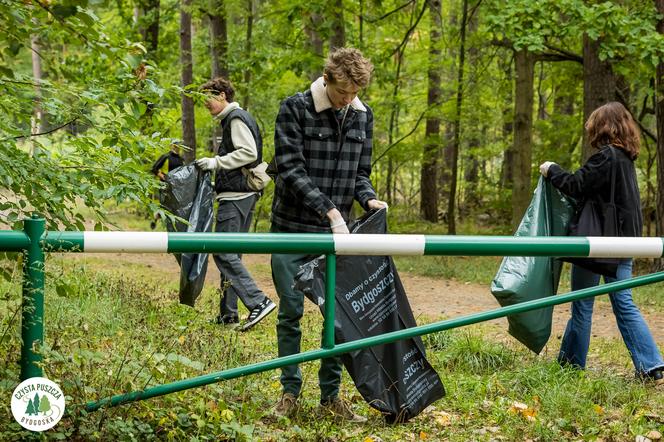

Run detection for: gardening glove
[[195, 157, 219, 171], [327, 208, 349, 234], [367, 199, 389, 211], [539, 161, 556, 177], [330, 219, 350, 234]]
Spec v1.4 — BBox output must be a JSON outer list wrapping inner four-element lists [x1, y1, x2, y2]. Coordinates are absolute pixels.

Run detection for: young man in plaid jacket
[[270, 48, 387, 421]]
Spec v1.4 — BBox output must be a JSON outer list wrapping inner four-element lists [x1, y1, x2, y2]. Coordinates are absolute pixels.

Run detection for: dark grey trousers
[[213, 194, 266, 317]]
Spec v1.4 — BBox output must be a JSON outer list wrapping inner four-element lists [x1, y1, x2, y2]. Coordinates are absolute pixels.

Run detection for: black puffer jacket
[[547, 145, 642, 237]]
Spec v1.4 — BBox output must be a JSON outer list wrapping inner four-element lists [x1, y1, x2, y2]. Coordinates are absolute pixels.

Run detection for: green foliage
[[0, 1, 179, 229]]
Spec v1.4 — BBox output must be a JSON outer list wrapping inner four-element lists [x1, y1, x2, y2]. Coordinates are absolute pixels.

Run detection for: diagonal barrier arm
[[85, 270, 664, 412]]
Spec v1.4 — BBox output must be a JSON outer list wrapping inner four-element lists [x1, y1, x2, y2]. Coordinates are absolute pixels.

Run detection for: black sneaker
[[240, 298, 276, 331], [212, 315, 240, 326], [642, 368, 663, 385]]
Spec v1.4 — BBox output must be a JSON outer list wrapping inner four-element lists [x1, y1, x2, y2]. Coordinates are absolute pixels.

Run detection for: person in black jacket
[[150, 140, 185, 229], [539, 102, 663, 384], [151, 140, 185, 181]]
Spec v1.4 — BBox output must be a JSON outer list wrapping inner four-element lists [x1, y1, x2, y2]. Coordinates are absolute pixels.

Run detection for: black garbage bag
[[294, 209, 445, 423], [160, 165, 215, 306], [491, 177, 575, 353]]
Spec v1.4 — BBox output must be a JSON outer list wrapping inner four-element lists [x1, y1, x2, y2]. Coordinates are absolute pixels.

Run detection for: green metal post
[[21, 214, 45, 380], [323, 254, 336, 349]]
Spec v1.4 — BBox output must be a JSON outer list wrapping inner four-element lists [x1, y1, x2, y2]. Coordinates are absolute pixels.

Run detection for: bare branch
[[372, 109, 428, 166], [1, 118, 78, 142], [366, 0, 415, 23], [389, 1, 428, 57]]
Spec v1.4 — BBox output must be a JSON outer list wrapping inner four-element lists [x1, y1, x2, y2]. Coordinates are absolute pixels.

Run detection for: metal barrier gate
[[2, 215, 664, 412]]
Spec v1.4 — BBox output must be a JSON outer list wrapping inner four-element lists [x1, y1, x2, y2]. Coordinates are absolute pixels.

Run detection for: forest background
[[1, 0, 664, 440], [2, 0, 664, 237]]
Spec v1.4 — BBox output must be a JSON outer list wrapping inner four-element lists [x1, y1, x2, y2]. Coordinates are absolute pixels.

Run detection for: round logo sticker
[[11, 377, 65, 432]]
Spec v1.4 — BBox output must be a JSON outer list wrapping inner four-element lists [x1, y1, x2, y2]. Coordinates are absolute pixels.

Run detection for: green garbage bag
[[491, 177, 575, 354]]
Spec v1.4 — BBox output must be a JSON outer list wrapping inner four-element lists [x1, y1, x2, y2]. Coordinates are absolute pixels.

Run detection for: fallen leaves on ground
[[509, 401, 538, 421]]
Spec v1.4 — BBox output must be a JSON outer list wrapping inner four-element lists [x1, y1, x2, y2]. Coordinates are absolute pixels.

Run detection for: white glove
[[330, 219, 350, 234], [195, 157, 219, 171], [367, 199, 389, 211], [539, 161, 556, 177]]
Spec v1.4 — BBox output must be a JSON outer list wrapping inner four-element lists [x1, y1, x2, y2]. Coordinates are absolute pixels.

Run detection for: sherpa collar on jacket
[[310, 77, 366, 114]]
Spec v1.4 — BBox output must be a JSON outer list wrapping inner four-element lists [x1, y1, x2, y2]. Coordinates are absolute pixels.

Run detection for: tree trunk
[[511, 49, 534, 231], [30, 33, 44, 156], [138, 0, 160, 55], [447, 0, 468, 234], [209, 0, 228, 78], [180, 0, 196, 163], [420, 0, 441, 222], [359, 0, 364, 48], [242, 0, 253, 109], [304, 13, 324, 80], [655, 0, 664, 269], [462, 7, 480, 211], [582, 34, 615, 160], [136, 0, 160, 132], [553, 81, 576, 170], [500, 55, 514, 190], [536, 61, 549, 120], [386, 157, 394, 205], [330, 0, 345, 49]]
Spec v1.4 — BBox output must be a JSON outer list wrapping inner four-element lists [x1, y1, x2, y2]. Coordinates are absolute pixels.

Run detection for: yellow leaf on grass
[[419, 431, 428, 440], [220, 409, 235, 422], [509, 401, 537, 421], [593, 404, 604, 415], [178, 335, 185, 345], [433, 411, 452, 426]]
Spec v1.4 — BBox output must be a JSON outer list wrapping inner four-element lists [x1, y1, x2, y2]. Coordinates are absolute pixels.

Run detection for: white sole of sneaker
[[240, 301, 277, 331]]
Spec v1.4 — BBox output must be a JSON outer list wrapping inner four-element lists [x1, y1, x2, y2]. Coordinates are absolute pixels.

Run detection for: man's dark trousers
[[214, 194, 266, 317], [270, 226, 343, 401]]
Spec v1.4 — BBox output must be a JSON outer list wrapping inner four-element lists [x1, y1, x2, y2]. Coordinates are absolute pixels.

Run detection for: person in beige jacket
[[196, 77, 276, 331]]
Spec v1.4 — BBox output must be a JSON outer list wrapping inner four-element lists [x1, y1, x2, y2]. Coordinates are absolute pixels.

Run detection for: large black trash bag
[[491, 177, 575, 353], [160, 165, 215, 306], [294, 209, 445, 423]]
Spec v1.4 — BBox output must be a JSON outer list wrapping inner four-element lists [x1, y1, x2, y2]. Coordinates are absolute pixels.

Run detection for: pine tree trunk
[[420, 0, 441, 222], [447, 0, 469, 234], [209, 0, 228, 78], [330, 0, 345, 49], [511, 49, 534, 231], [500, 56, 514, 190], [305, 13, 324, 80], [180, 0, 196, 163], [242, 0, 253, 109], [140, 0, 160, 55], [582, 34, 615, 161], [655, 0, 664, 270], [30, 33, 44, 156]]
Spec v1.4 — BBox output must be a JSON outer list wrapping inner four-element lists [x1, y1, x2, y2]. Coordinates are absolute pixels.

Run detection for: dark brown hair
[[324, 48, 374, 88], [585, 101, 640, 159], [200, 77, 235, 102]]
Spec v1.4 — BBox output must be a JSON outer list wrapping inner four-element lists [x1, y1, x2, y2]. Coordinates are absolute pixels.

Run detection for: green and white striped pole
[[43, 231, 664, 258]]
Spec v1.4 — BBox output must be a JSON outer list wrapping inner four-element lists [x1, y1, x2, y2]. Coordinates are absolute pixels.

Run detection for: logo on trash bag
[[11, 377, 65, 431]]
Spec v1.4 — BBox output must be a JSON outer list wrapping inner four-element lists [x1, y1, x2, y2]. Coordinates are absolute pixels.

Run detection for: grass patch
[[1, 262, 662, 441]]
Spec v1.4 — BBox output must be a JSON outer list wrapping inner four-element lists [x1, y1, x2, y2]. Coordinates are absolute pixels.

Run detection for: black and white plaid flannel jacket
[[271, 83, 377, 233]]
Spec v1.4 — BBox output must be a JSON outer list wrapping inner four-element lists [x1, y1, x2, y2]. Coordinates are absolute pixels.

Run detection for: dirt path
[[80, 252, 664, 345]]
